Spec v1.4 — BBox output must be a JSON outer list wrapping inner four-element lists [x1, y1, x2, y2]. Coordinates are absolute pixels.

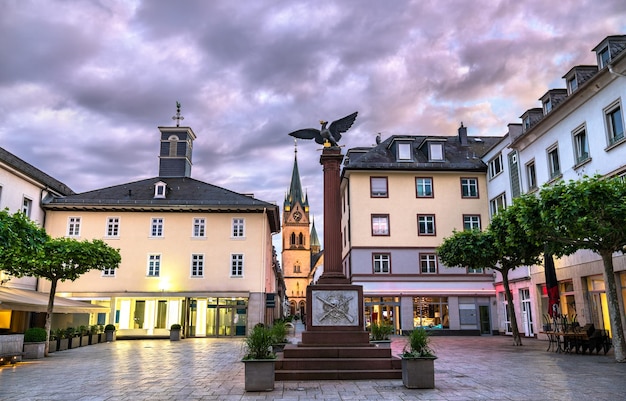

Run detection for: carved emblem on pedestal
[[311, 290, 358, 326]]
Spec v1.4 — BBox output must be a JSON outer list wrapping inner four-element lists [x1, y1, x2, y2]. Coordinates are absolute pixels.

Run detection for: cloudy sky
[[2, 0, 625, 254]]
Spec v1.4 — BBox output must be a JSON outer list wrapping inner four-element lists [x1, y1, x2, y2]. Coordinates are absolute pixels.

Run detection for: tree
[[1, 212, 121, 356], [534, 176, 626, 362], [438, 199, 543, 346], [0, 209, 49, 273]]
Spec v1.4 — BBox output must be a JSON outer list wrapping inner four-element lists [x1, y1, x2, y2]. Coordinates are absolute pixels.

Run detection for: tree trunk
[[502, 269, 523, 346], [44, 279, 58, 357], [600, 251, 626, 362]]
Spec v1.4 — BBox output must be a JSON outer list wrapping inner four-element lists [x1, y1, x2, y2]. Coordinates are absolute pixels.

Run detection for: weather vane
[[288, 112, 358, 148], [172, 101, 184, 127]]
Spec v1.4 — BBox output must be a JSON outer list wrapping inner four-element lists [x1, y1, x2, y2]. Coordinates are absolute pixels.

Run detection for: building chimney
[[458, 122, 468, 146]]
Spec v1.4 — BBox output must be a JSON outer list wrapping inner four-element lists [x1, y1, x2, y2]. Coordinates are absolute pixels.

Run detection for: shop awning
[[0, 287, 108, 313]]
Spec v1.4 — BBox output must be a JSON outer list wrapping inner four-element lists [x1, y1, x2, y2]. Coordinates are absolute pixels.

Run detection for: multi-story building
[[488, 34, 626, 339], [341, 127, 502, 334], [281, 148, 323, 317], [40, 123, 282, 337], [0, 147, 103, 333]]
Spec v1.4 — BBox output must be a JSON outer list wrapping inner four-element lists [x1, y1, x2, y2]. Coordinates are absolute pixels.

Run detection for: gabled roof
[[343, 134, 501, 173], [0, 146, 74, 195], [43, 176, 280, 233]]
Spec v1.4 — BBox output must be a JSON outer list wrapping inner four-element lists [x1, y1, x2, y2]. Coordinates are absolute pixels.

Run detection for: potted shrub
[[104, 324, 116, 342], [270, 321, 289, 353], [66, 327, 80, 349], [242, 324, 276, 392], [370, 322, 394, 348], [170, 323, 182, 341], [56, 328, 68, 351], [89, 325, 100, 344], [23, 327, 47, 359], [79, 325, 90, 346], [401, 327, 437, 389]]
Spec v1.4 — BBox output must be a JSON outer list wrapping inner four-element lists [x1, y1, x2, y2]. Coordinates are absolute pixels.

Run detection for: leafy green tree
[[0, 209, 49, 273], [1, 212, 121, 356], [438, 199, 543, 346], [534, 176, 626, 362]]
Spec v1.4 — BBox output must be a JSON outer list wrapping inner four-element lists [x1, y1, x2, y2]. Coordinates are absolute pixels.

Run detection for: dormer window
[[154, 181, 167, 199], [543, 98, 552, 114], [598, 46, 610, 69], [397, 143, 412, 161], [567, 77, 578, 94], [428, 142, 444, 161]]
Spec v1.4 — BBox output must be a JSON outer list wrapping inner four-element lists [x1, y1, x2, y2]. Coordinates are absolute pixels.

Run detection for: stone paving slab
[[1, 328, 625, 401]]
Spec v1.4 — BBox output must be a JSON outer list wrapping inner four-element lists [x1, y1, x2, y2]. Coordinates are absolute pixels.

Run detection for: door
[[479, 305, 491, 334], [520, 289, 534, 337]]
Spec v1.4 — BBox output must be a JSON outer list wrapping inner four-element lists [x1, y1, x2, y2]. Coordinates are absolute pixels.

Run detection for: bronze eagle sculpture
[[288, 111, 358, 147]]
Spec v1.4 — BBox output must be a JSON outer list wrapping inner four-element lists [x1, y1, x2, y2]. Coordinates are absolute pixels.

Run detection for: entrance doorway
[[520, 289, 534, 337], [187, 297, 248, 337], [479, 305, 491, 334]]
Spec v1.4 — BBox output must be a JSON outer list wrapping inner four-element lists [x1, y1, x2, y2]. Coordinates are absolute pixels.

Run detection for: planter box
[[58, 338, 69, 351], [48, 339, 58, 353], [370, 340, 391, 348], [170, 329, 181, 341], [68, 337, 80, 349], [402, 357, 436, 389], [23, 342, 46, 359], [105, 330, 116, 342], [272, 342, 288, 353], [243, 359, 275, 392], [0, 334, 24, 363], [89, 334, 99, 345], [80, 335, 90, 346]]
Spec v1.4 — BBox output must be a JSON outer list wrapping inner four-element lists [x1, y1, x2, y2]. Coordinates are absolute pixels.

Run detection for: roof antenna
[[172, 101, 184, 127]]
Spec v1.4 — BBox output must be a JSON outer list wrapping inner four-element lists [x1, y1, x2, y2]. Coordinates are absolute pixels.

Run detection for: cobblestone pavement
[[2, 324, 625, 400]]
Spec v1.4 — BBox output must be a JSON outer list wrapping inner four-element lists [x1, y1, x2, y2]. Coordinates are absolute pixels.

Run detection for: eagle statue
[[288, 112, 358, 147]]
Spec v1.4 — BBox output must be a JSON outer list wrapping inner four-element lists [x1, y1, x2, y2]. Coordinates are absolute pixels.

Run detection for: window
[[106, 217, 120, 237], [231, 254, 244, 277], [420, 254, 437, 274], [191, 254, 204, 277], [372, 214, 389, 235], [468, 266, 484, 274], [605, 102, 624, 145], [68, 217, 81, 237], [417, 214, 436, 236], [428, 142, 444, 161], [147, 254, 161, 277], [488, 154, 503, 179], [568, 77, 578, 94], [370, 177, 388, 197], [371, 214, 389, 236], [294, 263, 301, 273], [168, 135, 179, 156], [463, 215, 481, 231], [572, 126, 590, 164], [547, 146, 560, 179], [543, 98, 552, 114], [373, 253, 390, 273], [598, 46, 610, 69], [151, 218, 164, 237], [526, 161, 537, 191], [22, 197, 32, 217], [397, 143, 412, 161], [461, 178, 478, 198], [154, 181, 167, 199], [415, 177, 433, 198], [489, 193, 506, 217], [523, 116, 531, 131], [102, 267, 115, 277], [193, 218, 206, 237], [232, 218, 245, 238]]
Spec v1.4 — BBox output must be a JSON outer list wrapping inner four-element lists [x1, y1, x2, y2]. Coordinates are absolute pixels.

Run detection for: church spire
[[284, 141, 308, 210], [310, 215, 321, 254]]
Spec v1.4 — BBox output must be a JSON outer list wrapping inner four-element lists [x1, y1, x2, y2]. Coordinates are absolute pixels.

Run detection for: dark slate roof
[[43, 176, 280, 233], [343, 135, 502, 172], [0, 146, 74, 195]]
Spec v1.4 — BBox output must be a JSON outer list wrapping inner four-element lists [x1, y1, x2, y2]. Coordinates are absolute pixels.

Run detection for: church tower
[[282, 145, 322, 317]]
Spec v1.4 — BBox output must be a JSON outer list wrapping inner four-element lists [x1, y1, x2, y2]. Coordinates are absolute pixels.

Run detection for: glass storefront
[[412, 297, 448, 330], [364, 297, 400, 333]]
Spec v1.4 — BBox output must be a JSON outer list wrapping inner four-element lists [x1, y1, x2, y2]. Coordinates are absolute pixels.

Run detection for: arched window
[[298, 232, 304, 246], [290, 232, 296, 246], [168, 135, 179, 157]]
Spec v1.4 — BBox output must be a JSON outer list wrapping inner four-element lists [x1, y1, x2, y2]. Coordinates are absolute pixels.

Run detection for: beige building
[[341, 127, 502, 334], [41, 124, 281, 337], [281, 149, 323, 317]]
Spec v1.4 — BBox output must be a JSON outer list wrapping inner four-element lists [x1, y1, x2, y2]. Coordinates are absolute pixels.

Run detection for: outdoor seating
[[542, 319, 612, 355]]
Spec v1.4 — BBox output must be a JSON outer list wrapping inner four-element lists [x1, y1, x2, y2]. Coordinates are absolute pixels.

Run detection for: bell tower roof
[[284, 142, 308, 210]]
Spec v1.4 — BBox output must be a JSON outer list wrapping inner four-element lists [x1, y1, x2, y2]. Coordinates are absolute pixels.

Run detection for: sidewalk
[[1, 325, 625, 400]]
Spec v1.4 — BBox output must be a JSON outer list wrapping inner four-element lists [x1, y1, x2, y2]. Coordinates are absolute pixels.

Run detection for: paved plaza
[[2, 324, 626, 401]]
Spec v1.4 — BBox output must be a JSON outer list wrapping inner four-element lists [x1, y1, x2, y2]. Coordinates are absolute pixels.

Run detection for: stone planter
[[272, 342, 288, 353], [370, 340, 391, 348], [68, 336, 80, 349], [80, 335, 90, 346], [23, 342, 46, 359], [0, 334, 24, 364], [58, 338, 69, 351], [105, 330, 116, 342], [170, 329, 181, 341], [48, 339, 58, 353], [401, 357, 436, 389], [243, 359, 275, 392]]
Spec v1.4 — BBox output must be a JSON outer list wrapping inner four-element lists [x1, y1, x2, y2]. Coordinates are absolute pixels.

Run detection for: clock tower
[[282, 145, 323, 317]]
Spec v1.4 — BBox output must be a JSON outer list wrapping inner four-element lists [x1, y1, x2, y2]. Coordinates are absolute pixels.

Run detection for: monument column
[[318, 147, 349, 284]]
